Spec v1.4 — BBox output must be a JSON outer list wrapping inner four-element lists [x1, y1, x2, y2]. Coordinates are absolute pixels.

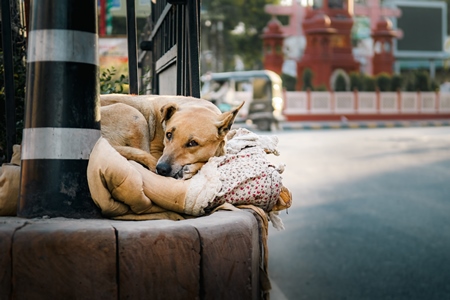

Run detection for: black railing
[[126, 0, 138, 94], [139, 0, 201, 97], [1, 0, 17, 162]]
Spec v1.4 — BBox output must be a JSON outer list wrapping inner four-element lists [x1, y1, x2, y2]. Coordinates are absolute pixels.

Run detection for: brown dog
[[100, 94, 243, 179]]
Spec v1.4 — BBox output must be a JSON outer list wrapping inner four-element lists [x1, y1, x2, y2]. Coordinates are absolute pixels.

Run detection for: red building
[[261, 17, 285, 75], [371, 17, 397, 75], [296, 0, 359, 90]]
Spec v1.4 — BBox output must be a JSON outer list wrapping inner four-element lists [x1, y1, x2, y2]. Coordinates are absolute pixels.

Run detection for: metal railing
[[1, 0, 19, 162], [139, 0, 201, 97]]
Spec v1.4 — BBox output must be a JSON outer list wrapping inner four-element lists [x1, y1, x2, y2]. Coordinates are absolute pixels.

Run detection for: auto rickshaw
[[201, 70, 285, 131]]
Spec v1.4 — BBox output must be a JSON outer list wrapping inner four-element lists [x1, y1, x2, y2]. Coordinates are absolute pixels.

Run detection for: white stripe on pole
[[22, 128, 101, 160], [27, 29, 99, 65]]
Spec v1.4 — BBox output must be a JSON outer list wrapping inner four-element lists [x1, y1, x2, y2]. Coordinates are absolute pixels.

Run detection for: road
[[263, 126, 450, 300]]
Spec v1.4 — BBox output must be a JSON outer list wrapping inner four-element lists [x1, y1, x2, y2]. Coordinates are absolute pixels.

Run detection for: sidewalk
[[281, 119, 450, 130]]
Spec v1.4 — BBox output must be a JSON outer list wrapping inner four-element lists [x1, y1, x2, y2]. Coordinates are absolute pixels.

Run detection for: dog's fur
[[100, 94, 243, 179]]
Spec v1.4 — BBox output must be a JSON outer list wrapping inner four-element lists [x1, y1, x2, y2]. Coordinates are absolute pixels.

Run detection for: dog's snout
[[156, 162, 172, 177]]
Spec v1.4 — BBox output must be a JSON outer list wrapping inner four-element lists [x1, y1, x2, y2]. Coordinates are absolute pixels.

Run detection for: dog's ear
[[216, 102, 244, 137], [160, 103, 179, 123]]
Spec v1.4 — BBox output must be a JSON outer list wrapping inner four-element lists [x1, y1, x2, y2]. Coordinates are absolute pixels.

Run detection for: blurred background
[[1, 1, 450, 299]]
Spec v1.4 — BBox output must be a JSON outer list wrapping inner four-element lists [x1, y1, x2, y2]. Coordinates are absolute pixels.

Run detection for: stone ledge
[[0, 210, 263, 300]]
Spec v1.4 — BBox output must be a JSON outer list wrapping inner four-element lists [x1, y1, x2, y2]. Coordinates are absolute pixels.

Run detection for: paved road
[[263, 126, 450, 300]]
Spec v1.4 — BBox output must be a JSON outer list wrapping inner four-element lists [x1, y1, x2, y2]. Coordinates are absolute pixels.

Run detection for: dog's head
[[156, 102, 244, 179]]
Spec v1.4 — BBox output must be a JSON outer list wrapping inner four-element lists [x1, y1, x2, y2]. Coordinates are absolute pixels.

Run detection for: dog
[[100, 94, 243, 179]]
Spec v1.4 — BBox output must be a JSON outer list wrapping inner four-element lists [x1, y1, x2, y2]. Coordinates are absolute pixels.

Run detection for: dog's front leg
[[129, 161, 191, 213], [115, 146, 158, 172]]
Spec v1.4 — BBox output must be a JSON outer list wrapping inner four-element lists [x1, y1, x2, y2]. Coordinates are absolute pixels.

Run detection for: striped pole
[[18, 0, 102, 218]]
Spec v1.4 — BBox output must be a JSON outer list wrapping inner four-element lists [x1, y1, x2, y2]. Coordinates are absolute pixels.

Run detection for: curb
[[0, 210, 263, 299]]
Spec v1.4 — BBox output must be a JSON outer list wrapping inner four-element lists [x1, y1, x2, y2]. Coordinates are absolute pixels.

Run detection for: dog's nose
[[156, 162, 172, 177]]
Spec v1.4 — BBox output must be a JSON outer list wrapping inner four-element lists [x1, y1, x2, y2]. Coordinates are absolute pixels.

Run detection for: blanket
[[0, 145, 21, 216]]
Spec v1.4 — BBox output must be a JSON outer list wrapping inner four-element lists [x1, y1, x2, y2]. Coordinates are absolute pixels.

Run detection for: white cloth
[[186, 128, 284, 214]]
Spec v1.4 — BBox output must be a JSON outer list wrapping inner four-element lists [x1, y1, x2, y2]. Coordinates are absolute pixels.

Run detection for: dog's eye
[[166, 132, 172, 140], [186, 140, 198, 148]]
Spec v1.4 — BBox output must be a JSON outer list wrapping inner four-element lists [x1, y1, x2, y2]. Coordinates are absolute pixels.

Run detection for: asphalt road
[[263, 126, 450, 300]]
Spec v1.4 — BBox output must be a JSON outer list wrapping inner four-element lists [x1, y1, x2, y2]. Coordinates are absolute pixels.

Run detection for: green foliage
[[405, 79, 415, 92], [327, 71, 447, 93], [391, 74, 403, 92], [349, 72, 363, 91], [314, 84, 328, 92], [376, 73, 391, 92], [315, 84, 328, 91], [334, 74, 347, 91], [281, 73, 297, 91], [431, 80, 440, 92], [362, 75, 376, 92], [99, 67, 128, 94], [228, 33, 264, 70], [302, 68, 314, 91], [201, 0, 278, 71], [414, 71, 431, 92]]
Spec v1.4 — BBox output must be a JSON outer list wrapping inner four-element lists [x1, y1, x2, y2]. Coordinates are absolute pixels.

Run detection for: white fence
[[284, 91, 450, 115]]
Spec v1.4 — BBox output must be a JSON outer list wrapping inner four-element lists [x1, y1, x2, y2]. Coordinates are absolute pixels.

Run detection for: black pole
[[187, 0, 201, 98], [126, 0, 138, 94], [1, 0, 17, 162], [18, 0, 102, 218]]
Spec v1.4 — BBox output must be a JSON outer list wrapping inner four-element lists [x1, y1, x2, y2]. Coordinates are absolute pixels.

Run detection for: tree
[[302, 68, 314, 91], [201, 0, 278, 72], [281, 73, 297, 91], [414, 71, 431, 92], [376, 73, 391, 92], [391, 74, 403, 92], [335, 74, 347, 91], [362, 75, 376, 92], [349, 72, 363, 91]]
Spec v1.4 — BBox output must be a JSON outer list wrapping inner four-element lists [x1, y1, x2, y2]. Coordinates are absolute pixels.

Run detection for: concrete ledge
[[0, 210, 263, 300]]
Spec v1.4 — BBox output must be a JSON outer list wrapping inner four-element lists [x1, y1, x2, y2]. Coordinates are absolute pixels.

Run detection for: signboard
[[99, 37, 128, 76], [387, 0, 447, 59]]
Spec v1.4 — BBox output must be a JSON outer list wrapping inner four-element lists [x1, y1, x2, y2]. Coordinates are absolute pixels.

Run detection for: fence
[[141, 0, 201, 97], [283, 91, 450, 121]]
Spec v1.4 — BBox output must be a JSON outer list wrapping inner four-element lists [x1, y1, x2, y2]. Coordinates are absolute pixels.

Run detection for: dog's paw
[[175, 163, 204, 180], [177, 165, 194, 180]]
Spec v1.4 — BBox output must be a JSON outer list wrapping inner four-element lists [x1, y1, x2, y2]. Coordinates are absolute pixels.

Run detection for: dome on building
[[311, 12, 332, 28], [303, 12, 336, 35], [371, 16, 397, 38], [263, 16, 283, 35], [376, 17, 393, 31]]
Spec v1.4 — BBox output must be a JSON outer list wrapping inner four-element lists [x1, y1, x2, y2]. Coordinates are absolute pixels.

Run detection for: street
[[264, 126, 450, 300]]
